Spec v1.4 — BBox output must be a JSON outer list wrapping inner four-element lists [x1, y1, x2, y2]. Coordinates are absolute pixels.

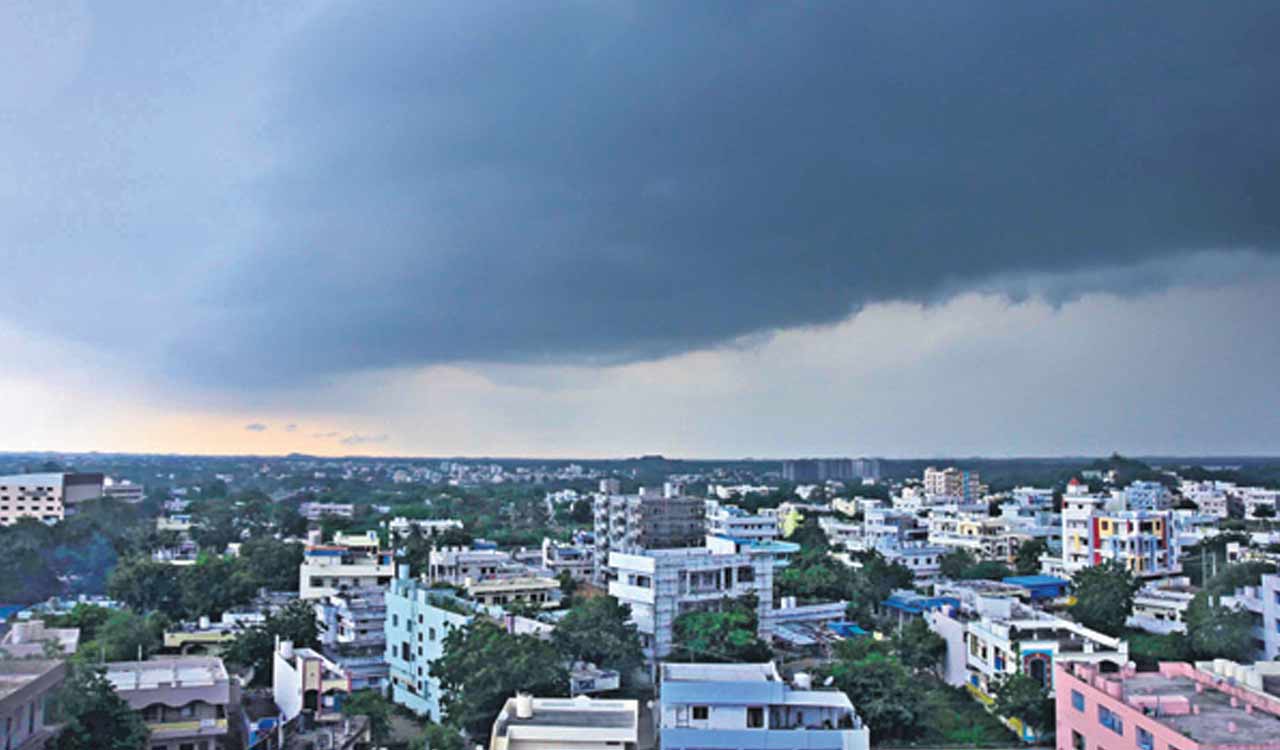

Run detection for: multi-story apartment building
[[489, 694, 639, 750], [384, 568, 478, 721], [1127, 578, 1198, 635], [1239, 487, 1279, 520], [1057, 480, 1178, 578], [1123, 481, 1172, 511], [106, 657, 231, 750], [298, 530, 395, 599], [1180, 481, 1231, 518], [928, 511, 1019, 562], [1054, 660, 1280, 750], [923, 467, 982, 502], [540, 538, 594, 581], [658, 662, 870, 750], [386, 516, 464, 538], [464, 575, 562, 609], [1009, 487, 1055, 510], [314, 588, 388, 691], [592, 493, 705, 583], [427, 547, 527, 585], [102, 477, 145, 504], [852, 458, 881, 481], [704, 501, 781, 543], [0, 659, 65, 750], [608, 546, 776, 662], [272, 641, 351, 724], [781, 459, 856, 483], [298, 502, 355, 520], [927, 593, 1128, 700], [1223, 572, 1280, 661], [0, 472, 104, 526]]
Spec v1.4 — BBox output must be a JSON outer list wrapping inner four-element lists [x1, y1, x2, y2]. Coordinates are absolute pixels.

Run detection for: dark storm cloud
[[4, 2, 1279, 387]]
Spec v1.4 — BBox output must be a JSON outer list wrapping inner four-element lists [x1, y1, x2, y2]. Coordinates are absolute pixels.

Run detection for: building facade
[[384, 568, 476, 721], [489, 694, 638, 750], [105, 657, 231, 750], [607, 546, 775, 662], [1054, 660, 1280, 750], [0, 472, 106, 526], [298, 531, 395, 600], [658, 662, 870, 750], [0, 660, 65, 750], [592, 494, 705, 582], [923, 467, 982, 502]]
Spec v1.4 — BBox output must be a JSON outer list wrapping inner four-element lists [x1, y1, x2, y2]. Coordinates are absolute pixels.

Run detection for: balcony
[[661, 727, 867, 750]]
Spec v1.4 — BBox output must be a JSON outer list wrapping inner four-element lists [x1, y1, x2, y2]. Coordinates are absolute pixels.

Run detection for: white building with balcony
[[607, 546, 775, 662], [489, 694, 638, 750], [298, 530, 395, 600], [658, 662, 869, 750]]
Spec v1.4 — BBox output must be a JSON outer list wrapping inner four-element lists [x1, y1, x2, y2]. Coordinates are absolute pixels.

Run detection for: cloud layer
[[2, 1, 1277, 393]]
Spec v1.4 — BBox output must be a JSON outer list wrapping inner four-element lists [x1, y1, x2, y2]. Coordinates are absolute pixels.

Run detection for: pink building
[[1055, 660, 1280, 750]]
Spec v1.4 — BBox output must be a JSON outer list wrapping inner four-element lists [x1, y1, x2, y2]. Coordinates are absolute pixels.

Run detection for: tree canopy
[[552, 596, 643, 676], [52, 663, 150, 750], [431, 619, 568, 738], [1070, 562, 1138, 636], [670, 596, 772, 663]]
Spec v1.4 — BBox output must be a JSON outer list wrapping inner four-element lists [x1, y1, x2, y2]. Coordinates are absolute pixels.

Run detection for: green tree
[[992, 672, 1054, 737], [342, 689, 392, 743], [107, 557, 184, 618], [1185, 594, 1256, 662], [431, 620, 568, 738], [224, 601, 321, 685], [892, 617, 947, 674], [568, 500, 593, 525], [846, 551, 915, 626], [1070, 562, 1138, 636], [552, 596, 643, 676], [940, 549, 978, 579], [960, 560, 1013, 581], [413, 722, 465, 750], [670, 596, 772, 663], [52, 662, 150, 750], [0, 519, 61, 604], [1014, 539, 1048, 576], [238, 538, 305, 591], [828, 647, 919, 741], [81, 610, 166, 662], [44, 604, 114, 643], [179, 555, 257, 620]]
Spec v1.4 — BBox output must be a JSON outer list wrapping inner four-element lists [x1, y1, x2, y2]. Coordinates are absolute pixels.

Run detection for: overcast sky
[[1, 0, 1277, 458]]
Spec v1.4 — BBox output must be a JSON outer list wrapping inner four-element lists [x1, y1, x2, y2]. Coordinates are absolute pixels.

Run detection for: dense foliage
[[552, 596, 644, 677], [52, 662, 150, 750], [431, 619, 568, 738], [992, 673, 1054, 736], [1070, 562, 1139, 636], [670, 596, 773, 663], [224, 601, 322, 685]]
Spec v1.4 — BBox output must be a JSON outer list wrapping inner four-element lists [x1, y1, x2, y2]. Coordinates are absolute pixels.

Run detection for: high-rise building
[[0, 472, 103, 526], [780, 459, 855, 483], [607, 544, 776, 662], [592, 493, 705, 583], [923, 466, 982, 502], [384, 567, 478, 721], [852, 458, 881, 481]]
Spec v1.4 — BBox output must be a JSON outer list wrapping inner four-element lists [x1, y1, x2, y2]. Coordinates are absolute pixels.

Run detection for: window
[[692, 706, 709, 720], [1071, 690, 1085, 711], [1137, 727, 1153, 750], [429, 627, 437, 641], [1071, 730, 1085, 750], [746, 707, 764, 728], [1098, 705, 1123, 735], [401, 642, 410, 661]]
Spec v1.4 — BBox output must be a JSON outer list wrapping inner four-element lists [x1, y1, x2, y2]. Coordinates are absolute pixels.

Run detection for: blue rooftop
[[881, 594, 959, 614], [1002, 575, 1069, 587]]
